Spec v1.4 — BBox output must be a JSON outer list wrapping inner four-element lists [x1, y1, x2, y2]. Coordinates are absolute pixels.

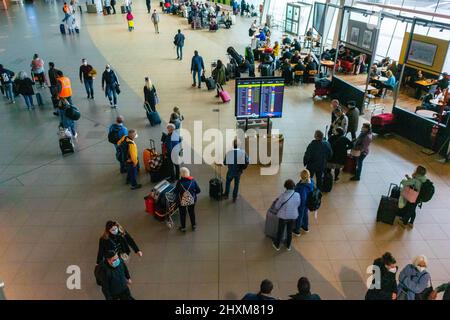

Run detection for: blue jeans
[[177, 46, 183, 59], [192, 70, 202, 86], [294, 206, 309, 233], [84, 79, 94, 97], [105, 85, 117, 105], [126, 163, 138, 187], [355, 154, 367, 179], [224, 171, 241, 199], [22, 94, 34, 108], [4, 83, 14, 102]]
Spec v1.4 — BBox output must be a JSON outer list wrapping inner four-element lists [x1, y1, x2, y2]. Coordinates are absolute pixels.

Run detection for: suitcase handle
[[387, 183, 398, 197]]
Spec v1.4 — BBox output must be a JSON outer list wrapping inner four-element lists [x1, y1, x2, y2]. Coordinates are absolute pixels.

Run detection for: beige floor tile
[[324, 241, 356, 260], [349, 241, 382, 260]]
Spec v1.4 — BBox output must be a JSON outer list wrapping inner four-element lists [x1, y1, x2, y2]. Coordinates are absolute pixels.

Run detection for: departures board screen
[[235, 77, 284, 119]]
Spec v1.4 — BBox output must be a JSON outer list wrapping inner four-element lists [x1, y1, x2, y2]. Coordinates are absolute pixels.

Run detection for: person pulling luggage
[[108, 116, 128, 173], [56, 70, 73, 105], [58, 98, 78, 138], [161, 124, 182, 182]]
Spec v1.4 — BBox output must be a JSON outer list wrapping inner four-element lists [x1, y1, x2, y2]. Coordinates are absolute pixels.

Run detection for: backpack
[[65, 106, 81, 121], [94, 264, 107, 286], [307, 188, 322, 211], [180, 181, 195, 207], [1, 72, 10, 83], [116, 138, 130, 163], [417, 179, 434, 203], [108, 125, 121, 144]]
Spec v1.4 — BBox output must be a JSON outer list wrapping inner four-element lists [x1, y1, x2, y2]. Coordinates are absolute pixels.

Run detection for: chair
[[294, 70, 304, 85], [307, 70, 318, 83], [382, 81, 398, 99]]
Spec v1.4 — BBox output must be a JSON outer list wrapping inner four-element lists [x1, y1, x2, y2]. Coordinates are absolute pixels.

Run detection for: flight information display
[[235, 77, 284, 119]]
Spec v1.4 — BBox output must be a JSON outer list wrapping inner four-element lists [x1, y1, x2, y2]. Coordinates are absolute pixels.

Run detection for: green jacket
[[399, 175, 427, 208], [212, 65, 226, 86]]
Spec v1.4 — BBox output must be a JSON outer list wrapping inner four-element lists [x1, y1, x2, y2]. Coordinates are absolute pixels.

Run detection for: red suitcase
[[144, 196, 155, 215], [313, 87, 331, 98], [343, 154, 356, 174], [371, 113, 394, 126], [219, 90, 231, 103]]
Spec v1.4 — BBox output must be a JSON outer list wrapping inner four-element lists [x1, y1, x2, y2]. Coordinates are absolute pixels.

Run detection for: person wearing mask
[[97, 250, 133, 300], [58, 98, 77, 138], [176, 167, 201, 232], [242, 279, 277, 300], [191, 50, 205, 89], [48, 62, 61, 115], [365, 252, 398, 300], [350, 123, 373, 181], [343, 101, 360, 140], [327, 127, 353, 182], [30, 53, 47, 87], [56, 70, 73, 105], [101, 64, 120, 108], [330, 107, 348, 136], [117, 129, 141, 189], [293, 169, 314, 236], [169, 106, 184, 129], [79, 58, 95, 99], [303, 130, 332, 190], [0, 64, 15, 104], [212, 59, 226, 98], [146, 0, 151, 14], [271, 179, 301, 251], [222, 139, 249, 202], [15, 71, 35, 110], [143, 77, 158, 112], [397, 255, 432, 300], [398, 165, 428, 228], [151, 9, 160, 34], [96, 220, 142, 264], [108, 116, 128, 174], [174, 29, 185, 60], [162, 123, 182, 182], [290, 277, 321, 300]]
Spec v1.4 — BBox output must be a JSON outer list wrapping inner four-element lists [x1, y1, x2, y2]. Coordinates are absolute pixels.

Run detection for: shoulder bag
[[268, 192, 295, 216]]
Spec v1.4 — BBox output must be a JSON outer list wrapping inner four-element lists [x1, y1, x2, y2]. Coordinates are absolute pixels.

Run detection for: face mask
[[135, 134, 139, 139], [388, 267, 397, 273], [418, 266, 426, 272], [110, 227, 119, 235], [106, 68, 111, 72], [83, 62, 87, 66], [111, 258, 120, 268]]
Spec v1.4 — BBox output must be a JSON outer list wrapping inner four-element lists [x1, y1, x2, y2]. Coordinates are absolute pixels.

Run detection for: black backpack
[[108, 125, 121, 144], [116, 138, 130, 163], [94, 264, 105, 286], [307, 188, 322, 211], [417, 179, 435, 203], [65, 106, 81, 121]]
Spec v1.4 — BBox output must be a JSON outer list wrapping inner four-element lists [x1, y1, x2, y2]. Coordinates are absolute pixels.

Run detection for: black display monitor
[[235, 77, 284, 119]]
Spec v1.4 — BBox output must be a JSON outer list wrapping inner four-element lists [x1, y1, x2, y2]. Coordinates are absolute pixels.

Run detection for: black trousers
[[401, 202, 418, 224], [179, 204, 196, 229], [309, 169, 324, 191], [274, 218, 295, 248], [108, 287, 134, 300], [146, 1, 151, 13]]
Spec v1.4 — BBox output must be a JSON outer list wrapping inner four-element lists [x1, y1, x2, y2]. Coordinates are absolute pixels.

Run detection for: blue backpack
[[116, 138, 130, 163]]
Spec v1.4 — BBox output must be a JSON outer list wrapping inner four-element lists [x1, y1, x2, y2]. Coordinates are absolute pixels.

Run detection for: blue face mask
[[111, 258, 121, 268]]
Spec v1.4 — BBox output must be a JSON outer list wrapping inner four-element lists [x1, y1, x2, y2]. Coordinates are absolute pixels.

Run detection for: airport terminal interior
[[0, 0, 449, 300]]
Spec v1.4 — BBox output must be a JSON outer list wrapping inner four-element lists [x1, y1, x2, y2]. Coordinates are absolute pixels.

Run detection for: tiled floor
[[0, 1, 449, 300]]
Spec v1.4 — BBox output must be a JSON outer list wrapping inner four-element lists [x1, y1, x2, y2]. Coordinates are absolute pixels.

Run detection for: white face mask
[[134, 134, 139, 139], [83, 61, 87, 66], [106, 68, 111, 72], [388, 267, 397, 273], [418, 266, 426, 272], [110, 227, 119, 235]]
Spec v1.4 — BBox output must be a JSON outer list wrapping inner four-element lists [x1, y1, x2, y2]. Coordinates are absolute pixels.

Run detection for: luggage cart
[[148, 180, 180, 229]]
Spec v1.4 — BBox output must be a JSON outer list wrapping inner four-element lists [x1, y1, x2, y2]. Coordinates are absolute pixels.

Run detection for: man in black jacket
[[365, 252, 398, 300], [79, 58, 95, 99], [48, 62, 61, 115], [303, 130, 332, 190], [98, 250, 134, 300], [174, 29, 185, 61]]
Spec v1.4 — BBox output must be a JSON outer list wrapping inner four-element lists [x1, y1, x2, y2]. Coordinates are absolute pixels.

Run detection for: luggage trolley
[[148, 180, 180, 229]]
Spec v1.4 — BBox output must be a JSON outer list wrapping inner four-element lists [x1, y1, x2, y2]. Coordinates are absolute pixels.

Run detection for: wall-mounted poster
[[408, 40, 438, 67], [350, 27, 360, 46], [362, 30, 373, 50]]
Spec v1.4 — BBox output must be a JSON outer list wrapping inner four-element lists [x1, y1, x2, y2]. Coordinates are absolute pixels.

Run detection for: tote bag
[[401, 186, 419, 204]]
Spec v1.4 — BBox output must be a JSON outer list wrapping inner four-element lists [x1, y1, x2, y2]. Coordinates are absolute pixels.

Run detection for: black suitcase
[[121, 5, 126, 14], [209, 178, 223, 200], [261, 64, 273, 77], [206, 77, 216, 91], [150, 157, 172, 183], [35, 92, 43, 106], [376, 183, 399, 225], [59, 137, 74, 155], [60, 23, 66, 35], [253, 48, 261, 61], [321, 171, 333, 193]]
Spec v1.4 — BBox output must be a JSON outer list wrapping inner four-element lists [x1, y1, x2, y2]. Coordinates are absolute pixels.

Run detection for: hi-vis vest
[[58, 77, 72, 98]]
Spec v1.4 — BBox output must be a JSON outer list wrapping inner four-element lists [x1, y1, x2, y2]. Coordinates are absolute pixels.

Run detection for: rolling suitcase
[[58, 127, 74, 155], [206, 77, 216, 91], [371, 112, 394, 135], [209, 178, 223, 200], [343, 154, 356, 174], [376, 183, 399, 225], [60, 23, 66, 35], [144, 102, 161, 126], [261, 64, 272, 77], [150, 157, 171, 183], [35, 92, 43, 106], [144, 195, 155, 215], [121, 5, 126, 14], [322, 171, 333, 192], [265, 210, 286, 241], [219, 89, 231, 103]]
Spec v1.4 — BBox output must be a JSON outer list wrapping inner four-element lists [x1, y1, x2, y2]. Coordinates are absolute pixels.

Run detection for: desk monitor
[[235, 77, 285, 119]]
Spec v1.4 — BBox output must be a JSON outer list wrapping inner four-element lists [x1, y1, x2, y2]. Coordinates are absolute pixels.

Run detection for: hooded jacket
[[397, 264, 431, 300], [303, 139, 333, 172], [295, 180, 314, 215], [98, 258, 130, 300], [97, 231, 140, 264], [328, 134, 353, 165], [176, 176, 201, 205]]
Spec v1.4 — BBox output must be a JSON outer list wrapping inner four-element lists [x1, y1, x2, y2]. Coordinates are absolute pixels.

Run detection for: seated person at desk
[[375, 70, 396, 97], [303, 53, 312, 65], [293, 61, 306, 82], [292, 38, 301, 52], [256, 29, 267, 45], [281, 59, 293, 85], [369, 64, 381, 80], [387, 60, 398, 78], [290, 51, 302, 64], [340, 48, 353, 62], [437, 72, 449, 90], [305, 27, 313, 39], [408, 69, 425, 99], [305, 57, 318, 81], [321, 49, 334, 61], [281, 49, 293, 61]]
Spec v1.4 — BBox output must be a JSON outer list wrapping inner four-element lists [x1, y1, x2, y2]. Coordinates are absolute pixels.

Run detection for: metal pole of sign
[[0, 281, 6, 300]]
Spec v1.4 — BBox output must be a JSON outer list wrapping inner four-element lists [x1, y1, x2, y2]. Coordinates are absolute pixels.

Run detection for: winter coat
[[175, 177, 201, 205], [96, 232, 140, 264], [273, 190, 301, 220], [397, 264, 432, 300], [365, 258, 398, 300], [98, 258, 130, 300], [353, 132, 372, 156], [346, 106, 360, 133], [328, 134, 353, 165], [101, 70, 119, 88], [212, 65, 226, 86], [144, 85, 157, 110], [303, 140, 333, 173], [15, 78, 34, 95], [295, 180, 314, 216]]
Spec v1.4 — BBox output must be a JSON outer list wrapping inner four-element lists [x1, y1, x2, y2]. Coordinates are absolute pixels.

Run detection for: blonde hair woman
[[397, 255, 432, 300], [175, 167, 201, 232], [293, 169, 317, 236], [143, 76, 158, 111]]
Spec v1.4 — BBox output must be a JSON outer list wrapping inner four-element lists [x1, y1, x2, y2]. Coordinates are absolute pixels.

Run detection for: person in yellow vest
[[56, 70, 73, 105], [117, 129, 141, 190]]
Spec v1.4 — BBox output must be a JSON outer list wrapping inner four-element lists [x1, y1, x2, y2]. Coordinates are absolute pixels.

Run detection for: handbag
[[267, 192, 295, 216], [401, 186, 419, 203], [350, 149, 361, 157], [115, 83, 121, 95]]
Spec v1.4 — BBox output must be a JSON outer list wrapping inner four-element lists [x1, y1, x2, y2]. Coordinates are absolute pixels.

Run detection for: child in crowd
[[126, 11, 134, 32]]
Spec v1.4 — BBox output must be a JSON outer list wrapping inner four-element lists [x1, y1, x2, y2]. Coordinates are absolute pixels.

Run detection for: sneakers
[[350, 176, 360, 181], [130, 184, 142, 190], [293, 231, 301, 237], [192, 225, 197, 231], [301, 228, 309, 233], [178, 227, 186, 232], [286, 246, 292, 251], [192, 83, 196, 87], [272, 242, 280, 251]]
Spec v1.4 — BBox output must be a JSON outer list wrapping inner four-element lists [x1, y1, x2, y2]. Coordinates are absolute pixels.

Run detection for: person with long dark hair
[[212, 59, 226, 97], [350, 123, 372, 181], [366, 252, 398, 300]]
